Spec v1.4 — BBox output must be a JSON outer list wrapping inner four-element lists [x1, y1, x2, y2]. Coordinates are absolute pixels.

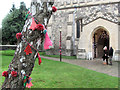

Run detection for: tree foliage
[[2, 2, 28, 45]]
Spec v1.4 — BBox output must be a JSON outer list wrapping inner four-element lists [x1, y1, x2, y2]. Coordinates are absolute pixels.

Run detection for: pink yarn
[[44, 32, 52, 50], [29, 17, 37, 30]]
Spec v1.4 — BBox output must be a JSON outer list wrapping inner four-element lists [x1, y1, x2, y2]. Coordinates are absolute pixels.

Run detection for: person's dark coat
[[109, 47, 114, 56], [102, 50, 109, 59]]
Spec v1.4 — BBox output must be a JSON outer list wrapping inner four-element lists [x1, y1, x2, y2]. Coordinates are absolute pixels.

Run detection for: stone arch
[[91, 26, 110, 58], [91, 26, 110, 36]]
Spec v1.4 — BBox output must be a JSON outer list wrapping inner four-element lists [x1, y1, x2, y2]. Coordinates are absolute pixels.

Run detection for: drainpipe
[[72, 8, 77, 56], [117, 2, 120, 61]]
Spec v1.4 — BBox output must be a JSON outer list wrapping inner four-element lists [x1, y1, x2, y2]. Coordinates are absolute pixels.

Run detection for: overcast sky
[[0, 0, 31, 28]]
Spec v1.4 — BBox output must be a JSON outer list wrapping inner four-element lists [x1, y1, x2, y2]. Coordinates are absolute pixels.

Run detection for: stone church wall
[[46, 0, 120, 60]]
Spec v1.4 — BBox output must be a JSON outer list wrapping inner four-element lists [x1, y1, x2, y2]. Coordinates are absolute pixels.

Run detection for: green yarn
[[25, 14, 29, 20]]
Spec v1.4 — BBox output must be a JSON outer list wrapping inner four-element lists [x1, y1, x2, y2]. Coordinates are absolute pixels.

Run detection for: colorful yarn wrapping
[[27, 11, 30, 14], [23, 75, 33, 88], [35, 24, 44, 31], [11, 71, 18, 77], [16, 33, 22, 39], [43, 29, 47, 34], [52, 6, 57, 12], [26, 77, 33, 88], [24, 44, 32, 55], [25, 14, 29, 20], [2, 71, 8, 77], [27, 77, 32, 83], [44, 32, 52, 50], [25, 11, 30, 20], [23, 75, 27, 87]]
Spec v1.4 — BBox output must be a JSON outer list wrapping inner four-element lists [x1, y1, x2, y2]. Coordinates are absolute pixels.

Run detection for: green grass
[[0, 53, 118, 88], [39, 51, 77, 59], [0, 50, 76, 59], [0, 50, 15, 56]]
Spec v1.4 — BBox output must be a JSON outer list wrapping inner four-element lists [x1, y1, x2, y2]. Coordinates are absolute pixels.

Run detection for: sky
[[0, 0, 31, 28]]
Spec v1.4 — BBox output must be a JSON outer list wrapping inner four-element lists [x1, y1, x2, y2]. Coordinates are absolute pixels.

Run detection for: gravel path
[[41, 56, 119, 77]]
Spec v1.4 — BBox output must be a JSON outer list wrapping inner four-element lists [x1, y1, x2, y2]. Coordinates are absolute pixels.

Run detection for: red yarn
[[24, 44, 32, 55], [52, 6, 57, 12], [2, 71, 8, 77], [35, 24, 44, 31], [16, 33, 22, 39], [11, 71, 17, 77], [38, 53, 42, 65]]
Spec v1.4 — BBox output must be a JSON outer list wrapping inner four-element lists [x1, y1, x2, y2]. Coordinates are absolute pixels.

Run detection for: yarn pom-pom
[[52, 6, 57, 12], [2, 71, 8, 77], [36, 24, 44, 31], [16, 33, 22, 39]]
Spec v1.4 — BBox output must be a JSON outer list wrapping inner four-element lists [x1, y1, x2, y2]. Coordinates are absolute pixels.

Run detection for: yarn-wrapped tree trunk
[[2, 0, 54, 89]]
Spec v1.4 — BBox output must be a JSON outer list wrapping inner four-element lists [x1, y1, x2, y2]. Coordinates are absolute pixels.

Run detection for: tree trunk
[[2, 0, 54, 89]]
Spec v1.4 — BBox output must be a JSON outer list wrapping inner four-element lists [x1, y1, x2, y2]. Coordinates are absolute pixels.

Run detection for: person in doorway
[[109, 47, 114, 65], [102, 46, 109, 65]]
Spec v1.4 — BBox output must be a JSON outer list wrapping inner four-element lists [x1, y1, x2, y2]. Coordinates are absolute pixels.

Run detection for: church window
[[80, 19, 83, 32], [76, 20, 80, 38], [76, 19, 83, 38]]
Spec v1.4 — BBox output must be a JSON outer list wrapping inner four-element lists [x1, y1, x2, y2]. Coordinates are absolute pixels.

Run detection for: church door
[[93, 29, 109, 58]]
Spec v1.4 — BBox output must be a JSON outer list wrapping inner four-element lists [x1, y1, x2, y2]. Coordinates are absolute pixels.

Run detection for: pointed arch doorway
[[92, 28, 109, 58]]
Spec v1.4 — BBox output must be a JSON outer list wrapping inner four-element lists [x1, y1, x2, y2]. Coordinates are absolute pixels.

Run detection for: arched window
[[76, 19, 82, 38], [76, 20, 80, 38]]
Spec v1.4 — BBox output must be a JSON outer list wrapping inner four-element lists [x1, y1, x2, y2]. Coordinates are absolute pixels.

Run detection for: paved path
[[41, 56, 119, 77]]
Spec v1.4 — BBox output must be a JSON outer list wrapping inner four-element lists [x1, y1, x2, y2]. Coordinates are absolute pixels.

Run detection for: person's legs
[[103, 57, 105, 61], [109, 56, 112, 65], [103, 58, 106, 64], [106, 58, 108, 65]]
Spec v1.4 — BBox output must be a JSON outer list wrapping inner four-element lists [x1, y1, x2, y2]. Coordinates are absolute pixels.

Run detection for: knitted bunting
[[24, 44, 32, 55], [44, 32, 52, 50], [29, 17, 37, 31]]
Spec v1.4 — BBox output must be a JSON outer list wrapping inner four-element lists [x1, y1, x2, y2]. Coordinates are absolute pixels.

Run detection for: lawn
[[39, 51, 77, 59], [0, 50, 77, 59], [0, 50, 119, 88]]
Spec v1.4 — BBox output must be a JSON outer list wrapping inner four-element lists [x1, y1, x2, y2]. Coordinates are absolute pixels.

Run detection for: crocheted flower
[[52, 6, 57, 12], [35, 24, 44, 31], [11, 71, 18, 77], [2, 71, 8, 77], [16, 33, 22, 39]]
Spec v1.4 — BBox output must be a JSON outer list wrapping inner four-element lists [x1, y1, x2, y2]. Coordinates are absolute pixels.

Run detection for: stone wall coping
[[0, 45, 17, 47]]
